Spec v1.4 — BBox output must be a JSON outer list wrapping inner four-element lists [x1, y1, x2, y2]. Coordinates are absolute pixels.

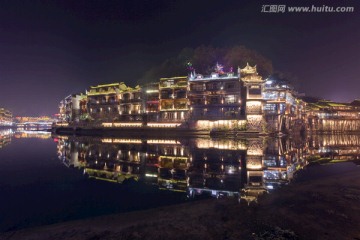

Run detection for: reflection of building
[[187, 143, 243, 198], [14, 131, 51, 139], [0, 130, 52, 150], [0, 108, 13, 126], [55, 135, 307, 200], [240, 137, 307, 204], [307, 134, 360, 160]]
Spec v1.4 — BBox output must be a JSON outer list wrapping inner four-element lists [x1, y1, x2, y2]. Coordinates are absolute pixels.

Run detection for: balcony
[[160, 82, 187, 89], [120, 99, 142, 104]]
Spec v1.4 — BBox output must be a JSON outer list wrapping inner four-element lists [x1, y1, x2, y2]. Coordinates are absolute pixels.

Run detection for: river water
[[0, 129, 359, 232]]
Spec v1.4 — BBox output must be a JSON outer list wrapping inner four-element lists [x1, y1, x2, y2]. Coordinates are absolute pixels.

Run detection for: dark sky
[[0, 0, 359, 116]]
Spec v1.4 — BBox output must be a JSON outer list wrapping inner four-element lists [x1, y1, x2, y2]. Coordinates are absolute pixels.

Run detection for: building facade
[[159, 76, 189, 123], [58, 63, 351, 134], [0, 108, 13, 126], [188, 70, 246, 130], [263, 78, 305, 133]]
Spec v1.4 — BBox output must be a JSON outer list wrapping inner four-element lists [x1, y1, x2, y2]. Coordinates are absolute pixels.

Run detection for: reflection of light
[[266, 185, 274, 190], [196, 138, 247, 150]]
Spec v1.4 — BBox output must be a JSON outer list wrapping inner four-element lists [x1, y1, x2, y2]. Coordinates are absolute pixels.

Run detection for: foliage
[[138, 45, 273, 84]]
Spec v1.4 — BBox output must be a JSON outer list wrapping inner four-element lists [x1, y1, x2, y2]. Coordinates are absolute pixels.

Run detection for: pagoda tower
[[240, 63, 265, 132]]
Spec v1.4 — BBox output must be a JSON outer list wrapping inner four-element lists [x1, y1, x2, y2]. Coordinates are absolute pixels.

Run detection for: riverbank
[[2, 162, 360, 240]]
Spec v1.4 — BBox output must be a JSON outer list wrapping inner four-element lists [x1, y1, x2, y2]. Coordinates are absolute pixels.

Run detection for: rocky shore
[[1, 162, 360, 240]]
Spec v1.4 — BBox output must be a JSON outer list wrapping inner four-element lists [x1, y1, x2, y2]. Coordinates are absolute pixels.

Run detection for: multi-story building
[[240, 63, 265, 132], [0, 108, 13, 126], [0, 129, 12, 148], [87, 83, 123, 122], [59, 94, 87, 123], [188, 70, 246, 130], [55, 63, 317, 134], [306, 100, 360, 132], [118, 85, 144, 122], [263, 78, 304, 132], [86, 83, 146, 125], [159, 76, 189, 123], [143, 82, 160, 122]]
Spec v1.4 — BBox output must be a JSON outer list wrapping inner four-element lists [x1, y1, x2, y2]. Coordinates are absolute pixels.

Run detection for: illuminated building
[[240, 63, 265, 132], [14, 116, 55, 129], [59, 93, 87, 123], [0, 129, 12, 148], [263, 78, 305, 132], [118, 85, 144, 122], [0, 108, 13, 126], [87, 83, 123, 122], [159, 76, 189, 122], [144, 82, 160, 122], [188, 66, 246, 130], [55, 63, 324, 134], [86, 82, 145, 123], [306, 100, 360, 132]]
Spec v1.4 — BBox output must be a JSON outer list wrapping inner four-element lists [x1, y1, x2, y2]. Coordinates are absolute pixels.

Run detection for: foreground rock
[[2, 163, 360, 240]]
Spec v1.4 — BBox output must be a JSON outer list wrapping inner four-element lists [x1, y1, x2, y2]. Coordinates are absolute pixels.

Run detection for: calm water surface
[[0, 129, 359, 232]]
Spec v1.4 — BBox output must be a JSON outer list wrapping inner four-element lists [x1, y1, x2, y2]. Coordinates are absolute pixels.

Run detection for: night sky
[[0, 0, 359, 116]]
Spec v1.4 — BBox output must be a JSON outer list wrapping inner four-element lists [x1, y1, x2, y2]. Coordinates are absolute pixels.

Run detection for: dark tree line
[[138, 45, 273, 84]]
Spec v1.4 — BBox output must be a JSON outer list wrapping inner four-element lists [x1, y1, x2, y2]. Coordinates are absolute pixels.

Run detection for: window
[[191, 84, 204, 91], [225, 95, 236, 104], [206, 82, 219, 90], [226, 83, 235, 89], [175, 90, 186, 99], [210, 97, 219, 104], [160, 90, 171, 99], [249, 88, 261, 95]]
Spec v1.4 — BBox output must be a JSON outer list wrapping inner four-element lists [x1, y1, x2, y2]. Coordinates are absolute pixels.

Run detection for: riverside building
[[0, 108, 13, 126], [56, 63, 360, 134], [263, 78, 305, 133], [159, 76, 189, 124], [188, 68, 245, 131]]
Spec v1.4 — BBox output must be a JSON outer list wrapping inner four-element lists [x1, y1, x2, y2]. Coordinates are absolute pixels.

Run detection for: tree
[[138, 45, 273, 84]]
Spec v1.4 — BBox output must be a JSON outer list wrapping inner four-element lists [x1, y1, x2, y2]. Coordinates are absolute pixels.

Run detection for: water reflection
[[14, 130, 51, 139], [307, 135, 360, 160], [55, 135, 311, 203]]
